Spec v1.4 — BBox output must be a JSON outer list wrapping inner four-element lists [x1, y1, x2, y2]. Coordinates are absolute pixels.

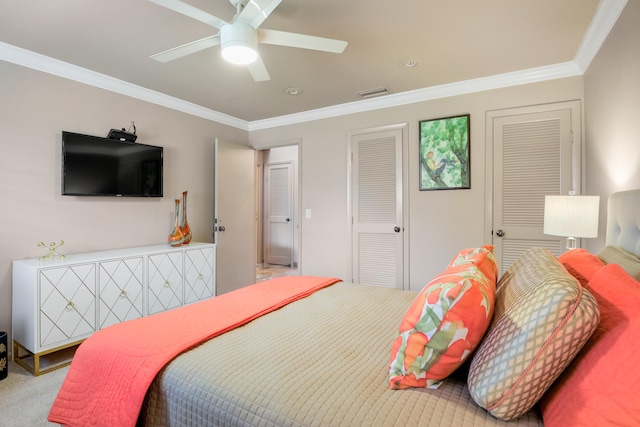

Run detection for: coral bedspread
[[48, 275, 341, 427]]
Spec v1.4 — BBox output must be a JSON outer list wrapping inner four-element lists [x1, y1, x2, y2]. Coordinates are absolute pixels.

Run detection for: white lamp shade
[[220, 22, 258, 65], [543, 195, 600, 238]]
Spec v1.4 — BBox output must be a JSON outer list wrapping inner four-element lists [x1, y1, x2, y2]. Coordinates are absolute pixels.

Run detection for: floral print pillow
[[389, 246, 497, 389]]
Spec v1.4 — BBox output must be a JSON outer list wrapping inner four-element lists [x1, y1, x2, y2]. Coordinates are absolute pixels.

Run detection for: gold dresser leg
[[13, 340, 83, 376]]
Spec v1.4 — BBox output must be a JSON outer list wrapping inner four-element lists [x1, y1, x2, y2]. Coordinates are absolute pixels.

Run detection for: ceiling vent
[[355, 86, 390, 99]]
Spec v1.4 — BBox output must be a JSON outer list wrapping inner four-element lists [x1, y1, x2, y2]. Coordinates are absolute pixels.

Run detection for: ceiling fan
[[149, 0, 348, 82]]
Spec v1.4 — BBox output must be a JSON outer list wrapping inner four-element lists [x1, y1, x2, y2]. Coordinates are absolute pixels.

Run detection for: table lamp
[[543, 193, 600, 249]]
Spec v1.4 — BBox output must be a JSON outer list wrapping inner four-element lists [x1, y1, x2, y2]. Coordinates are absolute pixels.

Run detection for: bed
[[48, 189, 640, 427]]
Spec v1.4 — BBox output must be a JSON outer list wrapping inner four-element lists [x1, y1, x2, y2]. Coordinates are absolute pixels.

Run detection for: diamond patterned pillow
[[389, 246, 497, 389], [467, 248, 600, 421]]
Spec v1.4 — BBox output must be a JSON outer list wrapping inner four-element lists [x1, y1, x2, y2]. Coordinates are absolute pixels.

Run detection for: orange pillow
[[558, 248, 604, 287], [388, 246, 497, 389], [540, 263, 640, 426]]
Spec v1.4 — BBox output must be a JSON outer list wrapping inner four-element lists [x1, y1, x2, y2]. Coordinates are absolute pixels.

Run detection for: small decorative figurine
[[38, 240, 66, 261]]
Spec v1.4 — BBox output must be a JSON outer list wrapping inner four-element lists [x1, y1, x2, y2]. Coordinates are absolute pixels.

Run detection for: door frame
[[484, 100, 583, 245], [252, 139, 302, 271], [347, 122, 409, 288]]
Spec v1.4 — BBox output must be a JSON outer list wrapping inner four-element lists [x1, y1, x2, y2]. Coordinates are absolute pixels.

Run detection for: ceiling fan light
[[221, 22, 258, 65], [222, 43, 258, 65]]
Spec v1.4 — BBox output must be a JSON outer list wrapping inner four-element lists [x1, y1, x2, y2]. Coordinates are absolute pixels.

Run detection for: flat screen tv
[[62, 131, 163, 197]]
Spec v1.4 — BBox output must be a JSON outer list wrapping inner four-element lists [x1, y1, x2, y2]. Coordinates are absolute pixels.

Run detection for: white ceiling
[[0, 0, 627, 129]]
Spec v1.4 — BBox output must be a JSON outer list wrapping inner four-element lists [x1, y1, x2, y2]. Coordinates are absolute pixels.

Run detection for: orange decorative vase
[[180, 191, 192, 244], [168, 198, 184, 247]]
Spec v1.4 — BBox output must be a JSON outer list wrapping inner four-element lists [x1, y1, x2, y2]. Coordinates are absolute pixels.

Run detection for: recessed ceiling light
[[401, 58, 421, 68], [283, 87, 303, 96]]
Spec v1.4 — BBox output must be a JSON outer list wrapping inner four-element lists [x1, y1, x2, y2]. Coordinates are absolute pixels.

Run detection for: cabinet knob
[[65, 301, 75, 311]]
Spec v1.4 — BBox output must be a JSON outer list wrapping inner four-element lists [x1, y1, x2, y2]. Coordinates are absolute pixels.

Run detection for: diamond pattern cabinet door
[[184, 246, 216, 304], [147, 251, 184, 315], [39, 264, 96, 348], [98, 257, 144, 329]]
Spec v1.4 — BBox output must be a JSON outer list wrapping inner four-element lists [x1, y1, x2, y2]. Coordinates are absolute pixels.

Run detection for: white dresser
[[12, 242, 215, 375]]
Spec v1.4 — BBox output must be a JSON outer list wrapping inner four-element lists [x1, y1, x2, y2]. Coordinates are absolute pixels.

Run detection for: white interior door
[[214, 139, 256, 294], [489, 102, 580, 274], [264, 162, 293, 266], [351, 127, 404, 289]]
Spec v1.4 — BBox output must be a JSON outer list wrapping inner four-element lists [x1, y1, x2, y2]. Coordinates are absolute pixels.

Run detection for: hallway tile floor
[[256, 263, 299, 282]]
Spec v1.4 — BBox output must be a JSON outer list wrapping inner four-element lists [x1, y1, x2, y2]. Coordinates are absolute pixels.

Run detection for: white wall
[[0, 61, 248, 346], [584, 0, 640, 252], [250, 77, 585, 289]]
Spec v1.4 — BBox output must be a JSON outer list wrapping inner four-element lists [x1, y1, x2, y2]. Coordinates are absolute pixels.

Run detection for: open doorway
[[256, 145, 300, 282]]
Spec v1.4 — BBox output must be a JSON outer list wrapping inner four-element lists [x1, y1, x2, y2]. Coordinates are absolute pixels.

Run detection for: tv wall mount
[[107, 121, 137, 142]]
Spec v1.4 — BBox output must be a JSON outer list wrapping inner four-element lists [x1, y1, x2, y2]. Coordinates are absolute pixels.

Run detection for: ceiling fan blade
[[258, 29, 347, 53], [151, 35, 221, 62], [149, 0, 227, 29], [246, 55, 271, 82], [235, 0, 282, 28]]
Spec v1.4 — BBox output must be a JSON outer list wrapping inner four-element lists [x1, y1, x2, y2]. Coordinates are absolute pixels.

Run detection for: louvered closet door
[[493, 108, 573, 274], [352, 128, 403, 288]]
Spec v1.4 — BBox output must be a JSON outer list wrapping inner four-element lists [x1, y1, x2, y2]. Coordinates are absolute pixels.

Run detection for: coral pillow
[[558, 248, 605, 287], [389, 246, 497, 389], [540, 263, 640, 427]]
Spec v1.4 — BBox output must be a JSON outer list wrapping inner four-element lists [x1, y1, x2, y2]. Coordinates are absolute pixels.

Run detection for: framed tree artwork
[[419, 114, 470, 190]]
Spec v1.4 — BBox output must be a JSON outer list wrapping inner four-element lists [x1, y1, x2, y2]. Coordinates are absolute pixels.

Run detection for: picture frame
[[419, 114, 470, 191]]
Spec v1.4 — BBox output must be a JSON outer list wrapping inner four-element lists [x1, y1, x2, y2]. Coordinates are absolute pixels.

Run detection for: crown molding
[[250, 0, 626, 131], [0, 41, 250, 131], [574, 0, 627, 72], [0, 0, 625, 132], [248, 62, 583, 131]]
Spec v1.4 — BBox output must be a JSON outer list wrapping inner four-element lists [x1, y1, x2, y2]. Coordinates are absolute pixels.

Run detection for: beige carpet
[[0, 361, 69, 426]]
